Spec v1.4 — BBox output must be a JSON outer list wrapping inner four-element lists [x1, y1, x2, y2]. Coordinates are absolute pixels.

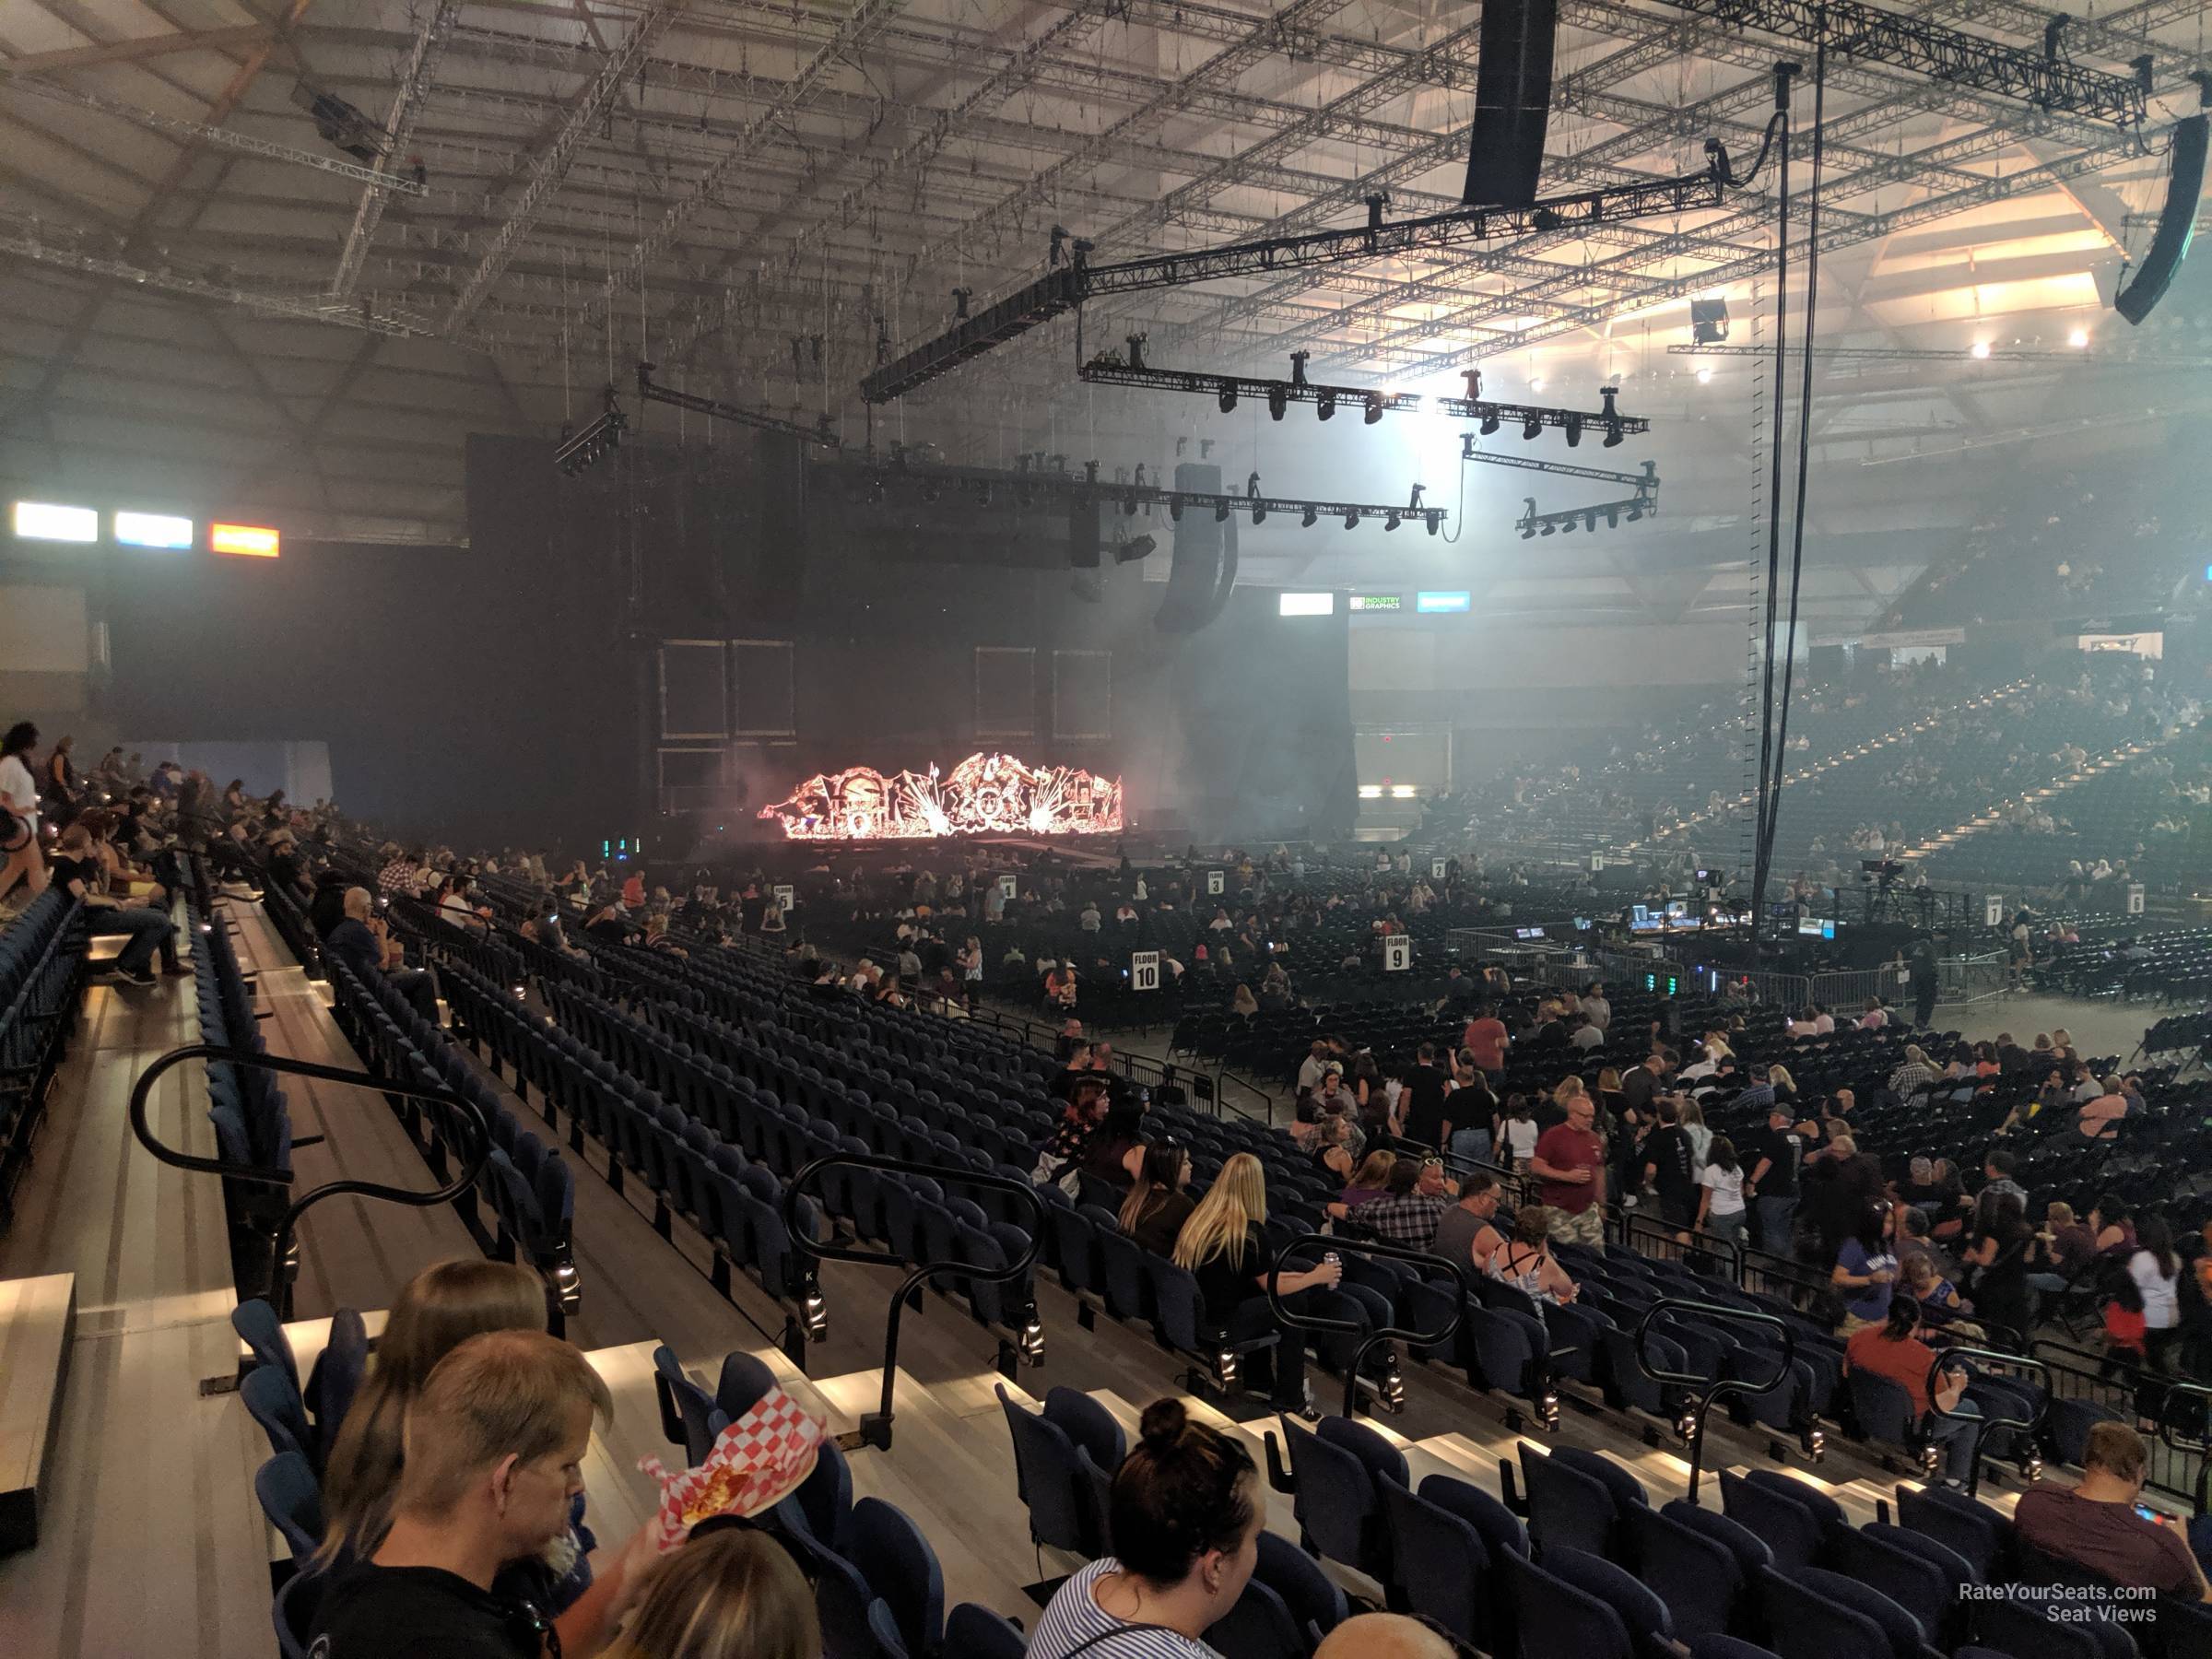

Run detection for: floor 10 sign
[[1130, 951, 1160, 992]]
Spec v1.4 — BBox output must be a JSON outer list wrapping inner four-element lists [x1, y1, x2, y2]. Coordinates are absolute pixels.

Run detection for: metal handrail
[[1264, 1232, 1465, 1419], [1619, 1209, 1747, 1284], [127, 1042, 492, 1320], [1924, 1345, 2051, 1500], [2150, 1381, 2212, 1514], [1632, 1298, 1798, 1505], [781, 1152, 1045, 1452]]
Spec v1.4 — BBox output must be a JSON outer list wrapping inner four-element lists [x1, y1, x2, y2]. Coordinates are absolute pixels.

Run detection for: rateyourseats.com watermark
[[1961, 1583, 2162, 1623]]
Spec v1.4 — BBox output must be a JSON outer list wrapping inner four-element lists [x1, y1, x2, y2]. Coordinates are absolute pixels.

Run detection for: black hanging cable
[[1749, 63, 1797, 957], [1761, 36, 1830, 929]]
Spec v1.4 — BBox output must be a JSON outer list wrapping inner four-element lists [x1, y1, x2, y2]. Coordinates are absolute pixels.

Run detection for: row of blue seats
[[0, 887, 87, 1225]]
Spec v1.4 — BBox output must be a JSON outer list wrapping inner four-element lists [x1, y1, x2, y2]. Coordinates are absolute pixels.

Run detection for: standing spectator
[[1831, 1204, 1900, 1337], [0, 721, 47, 912], [1641, 1099, 1700, 1233], [1843, 1300, 1981, 1488], [40, 733, 77, 825], [2131, 1218, 2183, 1371], [2013, 1423, 2210, 1597], [1462, 1003, 1510, 1080], [1696, 1136, 1748, 1243], [1529, 1094, 1605, 1248], [1028, 1399, 1264, 1659], [1400, 1042, 1452, 1150], [1742, 1103, 1808, 1254], [1959, 1192, 2034, 1344]]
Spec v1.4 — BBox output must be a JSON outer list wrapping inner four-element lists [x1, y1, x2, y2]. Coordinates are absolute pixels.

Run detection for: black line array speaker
[[1463, 0, 1560, 207], [1153, 463, 1239, 634], [2115, 113, 2207, 325]]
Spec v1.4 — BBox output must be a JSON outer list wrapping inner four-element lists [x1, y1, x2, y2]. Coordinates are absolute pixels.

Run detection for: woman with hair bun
[[1027, 1397, 1264, 1657]]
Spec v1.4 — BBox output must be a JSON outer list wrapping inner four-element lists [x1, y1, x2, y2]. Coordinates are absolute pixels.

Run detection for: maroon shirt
[[1533, 1124, 1604, 1215], [2014, 1486, 2201, 1596]]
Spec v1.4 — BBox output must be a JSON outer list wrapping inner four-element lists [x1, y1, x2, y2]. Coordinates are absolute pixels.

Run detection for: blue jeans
[[1705, 1209, 1747, 1244], [90, 904, 176, 973], [1756, 1194, 1798, 1254], [1450, 1127, 1493, 1169], [1924, 1401, 1982, 1483]]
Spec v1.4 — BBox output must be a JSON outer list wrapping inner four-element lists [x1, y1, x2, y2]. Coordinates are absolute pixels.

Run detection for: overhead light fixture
[[1218, 380, 1237, 413], [1563, 413, 1583, 448], [2068, 327, 2089, 348], [1689, 297, 1730, 346], [1600, 386, 1623, 448], [1252, 504, 1266, 524], [1539, 521, 1557, 535], [1970, 340, 1991, 359], [1169, 500, 1182, 521], [1479, 410, 1500, 435], [1267, 384, 1287, 420], [1343, 509, 1359, 528], [1363, 391, 1385, 425], [1528, 375, 1545, 394], [1316, 391, 1335, 420], [1583, 511, 1598, 532], [209, 522, 279, 557], [1384, 511, 1401, 531], [1301, 506, 1318, 527], [13, 500, 99, 542], [1522, 414, 1542, 441], [1425, 513, 1441, 536], [1521, 523, 1536, 540], [1114, 534, 1157, 563], [114, 511, 194, 549], [1695, 365, 1714, 384], [1214, 500, 1230, 522]]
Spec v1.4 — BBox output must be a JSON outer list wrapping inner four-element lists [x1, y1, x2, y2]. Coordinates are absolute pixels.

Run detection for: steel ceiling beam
[[330, 0, 456, 301], [441, 0, 684, 335]]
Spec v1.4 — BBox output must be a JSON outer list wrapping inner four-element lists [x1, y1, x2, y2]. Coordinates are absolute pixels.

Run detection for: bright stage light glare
[[1970, 340, 1991, 359], [1695, 366, 1713, 384], [114, 511, 194, 549], [211, 522, 280, 557], [2068, 328, 2088, 348], [12, 500, 98, 542]]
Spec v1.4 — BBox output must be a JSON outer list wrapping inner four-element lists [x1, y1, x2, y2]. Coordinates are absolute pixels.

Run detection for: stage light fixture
[[1521, 523, 1536, 540], [12, 500, 98, 542], [210, 522, 279, 558], [1480, 410, 1501, 435], [1114, 534, 1157, 563], [1267, 384, 1287, 420], [1561, 515, 1578, 534], [1169, 499, 1182, 521], [1584, 511, 1598, 531], [1539, 521, 1557, 535], [114, 511, 194, 549], [2068, 327, 2089, 347], [1301, 506, 1318, 527], [1343, 509, 1359, 528], [1970, 340, 1991, 359], [1695, 365, 1714, 384], [1522, 414, 1542, 441], [1690, 297, 1730, 346], [1252, 504, 1266, 524], [1626, 502, 1644, 522], [1363, 391, 1384, 425], [1218, 380, 1238, 413], [1214, 500, 1230, 522], [1425, 512, 1441, 536], [1528, 375, 1545, 394], [1385, 511, 1401, 530], [1317, 390, 1335, 420], [1123, 494, 1139, 515], [1564, 413, 1583, 448]]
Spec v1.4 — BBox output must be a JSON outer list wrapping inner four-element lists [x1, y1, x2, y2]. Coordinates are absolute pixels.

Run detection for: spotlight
[[1480, 410, 1500, 435], [1564, 413, 1583, 447], [1218, 380, 1237, 412], [1317, 390, 1335, 420], [1363, 391, 1384, 425], [1690, 296, 1730, 345], [1606, 506, 1619, 527], [1169, 499, 1182, 520], [1626, 502, 1644, 522], [2068, 327, 2089, 348], [1267, 383, 1286, 419], [1561, 515, 1578, 533], [1301, 506, 1318, 527], [1252, 504, 1266, 524], [1520, 523, 1535, 539], [1695, 365, 1713, 384], [1522, 414, 1542, 441], [1584, 511, 1598, 531], [1970, 340, 1991, 359], [1528, 375, 1546, 394], [1343, 509, 1359, 528], [1425, 512, 1440, 536], [1385, 511, 1401, 531], [1539, 521, 1557, 535], [1114, 533, 1157, 563], [1604, 422, 1624, 447], [1214, 500, 1230, 522]]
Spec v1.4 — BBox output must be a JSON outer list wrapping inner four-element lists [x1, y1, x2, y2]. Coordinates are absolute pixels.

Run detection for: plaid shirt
[[377, 857, 414, 899], [1353, 1192, 1451, 1250]]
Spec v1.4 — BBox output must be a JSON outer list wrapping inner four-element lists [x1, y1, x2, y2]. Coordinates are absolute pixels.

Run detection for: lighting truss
[[1646, 0, 2150, 127], [634, 363, 844, 449], [1077, 339, 1653, 441], [1667, 343, 2212, 366], [1478, 455, 1661, 537], [554, 391, 628, 477], [1460, 442, 1661, 488], [816, 453, 1447, 534], [861, 163, 1728, 403], [0, 68, 432, 195]]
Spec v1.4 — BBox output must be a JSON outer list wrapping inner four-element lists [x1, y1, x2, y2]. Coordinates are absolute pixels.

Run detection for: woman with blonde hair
[[1550, 1075, 1587, 1112], [1335, 1149, 1396, 1210], [1230, 982, 1259, 1018], [1172, 1153, 1341, 1411], [319, 1260, 594, 1606], [1767, 1064, 1798, 1108], [601, 1525, 818, 1659]]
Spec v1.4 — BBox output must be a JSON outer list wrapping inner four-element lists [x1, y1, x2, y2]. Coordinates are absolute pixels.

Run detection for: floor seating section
[[0, 888, 88, 1231]]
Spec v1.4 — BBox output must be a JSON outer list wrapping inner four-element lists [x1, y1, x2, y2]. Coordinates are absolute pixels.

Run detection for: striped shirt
[[1027, 1559, 1221, 1659]]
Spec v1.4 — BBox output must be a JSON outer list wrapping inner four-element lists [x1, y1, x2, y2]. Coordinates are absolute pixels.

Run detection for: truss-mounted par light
[[1169, 499, 1182, 521], [1480, 410, 1501, 436], [1267, 383, 1287, 420], [1564, 412, 1583, 448], [1317, 390, 1335, 420], [1344, 509, 1359, 528], [1214, 500, 1230, 522], [1601, 385, 1625, 447], [1384, 510, 1401, 531], [1425, 512, 1441, 536], [1363, 391, 1385, 425], [1252, 504, 1266, 524], [1218, 380, 1237, 413], [1301, 506, 1318, 527], [1522, 413, 1542, 441]]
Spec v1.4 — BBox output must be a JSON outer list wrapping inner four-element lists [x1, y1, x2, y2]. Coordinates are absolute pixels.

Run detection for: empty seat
[[1379, 1477, 1491, 1648], [255, 1451, 324, 1565], [1500, 1547, 1636, 1659], [943, 1603, 1025, 1659], [851, 1497, 944, 1659], [304, 1308, 369, 1468], [243, 1364, 317, 1468], [997, 1383, 1092, 1560]]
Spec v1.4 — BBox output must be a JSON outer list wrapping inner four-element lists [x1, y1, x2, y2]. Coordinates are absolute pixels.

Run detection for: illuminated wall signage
[[210, 522, 280, 558], [1277, 591, 1335, 617], [1348, 594, 1404, 612], [113, 511, 194, 549], [12, 500, 99, 542], [1416, 590, 1471, 613], [759, 752, 1124, 841]]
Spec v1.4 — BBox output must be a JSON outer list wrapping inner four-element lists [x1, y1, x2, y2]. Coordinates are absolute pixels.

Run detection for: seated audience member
[[324, 887, 441, 1025], [2014, 1423, 2211, 1599], [1350, 1156, 1457, 1250], [1030, 1399, 1264, 1658], [1033, 1077, 1112, 1194], [310, 1330, 651, 1658], [45, 821, 182, 986], [1487, 1206, 1580, 1305], [1901, 1251, 1965, 1324], [2042, 1201, 2097, 1278], [597, 1525, 817, 1659], [308, 866, 352, 936], [1314, 1614, 1456, 1659], [1082, 1102, 1149, 1188], [1172, 1154, 1342, 1412], [1121, 1143, 1197, 1257], [2079, 1076, 2130, 1139], [1843, 1299, 1981, 1488], [1430, 1172, 1508, 1276], [1331, 1150, 1397, 1216]]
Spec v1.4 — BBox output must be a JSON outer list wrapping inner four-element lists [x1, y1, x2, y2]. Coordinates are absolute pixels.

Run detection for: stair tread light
[[210, 522, 280, 558], [114, 511, 194, 549], [13, 500, 98, 542]]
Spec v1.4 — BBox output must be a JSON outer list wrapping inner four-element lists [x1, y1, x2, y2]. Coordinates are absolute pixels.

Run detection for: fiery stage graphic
[[758, 752, 1124, 841]]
